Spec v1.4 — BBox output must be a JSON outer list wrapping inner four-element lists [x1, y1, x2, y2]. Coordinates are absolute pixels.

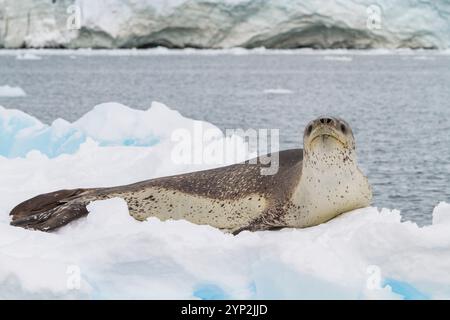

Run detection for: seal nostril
[[340, 123, 347, 134], [319, 117, 333, 124], [307, 125, 313, 135]]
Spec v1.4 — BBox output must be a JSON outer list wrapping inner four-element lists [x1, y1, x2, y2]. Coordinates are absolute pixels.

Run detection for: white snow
[[0, 86, 27, 97], [0, 102, 247, 160], [0, 101, 449, 299]]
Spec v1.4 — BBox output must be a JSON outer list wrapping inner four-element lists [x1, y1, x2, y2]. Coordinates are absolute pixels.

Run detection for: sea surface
[[1, 50, 449, 225]]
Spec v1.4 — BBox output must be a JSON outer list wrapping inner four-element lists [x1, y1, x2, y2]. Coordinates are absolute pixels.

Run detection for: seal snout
[[305, 116, 342, 136], [304, 116, 354, 150]]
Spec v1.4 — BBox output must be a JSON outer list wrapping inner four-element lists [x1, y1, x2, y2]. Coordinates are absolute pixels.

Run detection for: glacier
[[0, 101, 450, 299], [0, 0, 449, 49]]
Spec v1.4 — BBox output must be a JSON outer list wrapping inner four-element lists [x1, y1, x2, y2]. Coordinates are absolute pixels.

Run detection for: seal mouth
[[309, 128, 347, 147]]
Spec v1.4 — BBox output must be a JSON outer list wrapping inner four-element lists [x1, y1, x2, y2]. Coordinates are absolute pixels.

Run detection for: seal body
[[9, 117, 372, 233]]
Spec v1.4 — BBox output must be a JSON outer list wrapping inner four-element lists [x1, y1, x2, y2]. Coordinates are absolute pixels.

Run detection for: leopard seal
[[9, 116, 372, 234]]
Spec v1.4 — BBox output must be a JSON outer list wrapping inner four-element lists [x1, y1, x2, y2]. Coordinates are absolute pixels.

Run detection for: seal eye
[[306, 125, 313, 135], [340, 123, 347, 134]]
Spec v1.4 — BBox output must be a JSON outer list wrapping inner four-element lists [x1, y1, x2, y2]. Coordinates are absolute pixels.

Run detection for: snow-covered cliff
[[0, 0, 449, 49]]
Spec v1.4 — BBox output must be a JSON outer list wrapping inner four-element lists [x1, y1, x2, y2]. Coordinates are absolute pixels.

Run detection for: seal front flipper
[[9, 189, 90, 232], [231, 211, 287, 235], [231, 223, 285, 235]]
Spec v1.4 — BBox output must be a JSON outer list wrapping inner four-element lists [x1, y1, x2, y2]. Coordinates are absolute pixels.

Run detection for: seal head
[[304, 116, 355, 157], [284, 116, 371, 228]]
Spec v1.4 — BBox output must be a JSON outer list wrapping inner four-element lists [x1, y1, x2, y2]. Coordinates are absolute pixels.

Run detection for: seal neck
[[284, 146, 370, 228]]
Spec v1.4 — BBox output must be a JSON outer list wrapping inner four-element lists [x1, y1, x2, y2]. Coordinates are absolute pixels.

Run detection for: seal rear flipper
[[9, 189, 89, 232]]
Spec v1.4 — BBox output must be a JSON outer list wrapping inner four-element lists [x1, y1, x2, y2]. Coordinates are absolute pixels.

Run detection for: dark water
[[1, 51, 449, 225]]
